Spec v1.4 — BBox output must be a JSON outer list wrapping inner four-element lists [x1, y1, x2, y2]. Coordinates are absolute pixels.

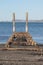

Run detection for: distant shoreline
[[0, 20, 43, 22]]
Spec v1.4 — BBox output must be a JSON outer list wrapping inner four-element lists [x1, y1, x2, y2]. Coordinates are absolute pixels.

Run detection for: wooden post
[[12, 13, 15, 32], [26, 12, 28, 32], [41, 49, 42, 56]]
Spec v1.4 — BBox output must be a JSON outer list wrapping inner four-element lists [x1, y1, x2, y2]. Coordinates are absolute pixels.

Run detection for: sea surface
[[0, 21, 43, 44]]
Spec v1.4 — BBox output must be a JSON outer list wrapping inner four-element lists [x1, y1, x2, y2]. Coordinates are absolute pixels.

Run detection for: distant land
[[29, 20, 43, 22], [17, 20, 43, 22], [0, 20, 43, 22]]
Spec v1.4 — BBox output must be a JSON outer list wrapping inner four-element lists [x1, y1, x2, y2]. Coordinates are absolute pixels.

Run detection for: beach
[[0, 44, 43, 65]]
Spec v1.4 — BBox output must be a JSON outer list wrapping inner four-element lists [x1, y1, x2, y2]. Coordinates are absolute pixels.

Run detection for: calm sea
[[0, 22, 43, 44]]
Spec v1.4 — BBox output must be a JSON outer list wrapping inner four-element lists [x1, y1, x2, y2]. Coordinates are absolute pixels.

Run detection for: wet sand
[[0, 44, 43, 65]]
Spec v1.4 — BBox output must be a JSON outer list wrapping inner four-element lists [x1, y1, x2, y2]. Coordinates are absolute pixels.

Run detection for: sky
[[0, 0, 43, 21]]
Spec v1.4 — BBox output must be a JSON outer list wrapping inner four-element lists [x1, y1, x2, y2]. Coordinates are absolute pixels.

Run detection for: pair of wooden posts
[[12, 12, 28, 33]]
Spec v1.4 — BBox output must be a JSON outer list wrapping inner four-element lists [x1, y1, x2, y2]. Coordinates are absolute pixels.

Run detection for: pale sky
[[0, 0, 43, 21]]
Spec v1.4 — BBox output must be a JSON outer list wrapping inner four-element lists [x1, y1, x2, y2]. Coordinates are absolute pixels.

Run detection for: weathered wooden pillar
[[12, 13, 15, 32], [26, 12, 28, 32]]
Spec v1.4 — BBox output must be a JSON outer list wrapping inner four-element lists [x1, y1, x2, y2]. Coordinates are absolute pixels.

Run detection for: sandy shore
[[0, 44, 43, 65]]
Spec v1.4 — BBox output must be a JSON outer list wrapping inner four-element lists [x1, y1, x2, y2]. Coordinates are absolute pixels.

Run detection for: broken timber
[[5, 32, 36, 48]]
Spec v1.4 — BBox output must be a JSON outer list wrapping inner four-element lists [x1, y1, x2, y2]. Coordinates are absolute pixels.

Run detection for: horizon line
[[0, 19, 43, 22]]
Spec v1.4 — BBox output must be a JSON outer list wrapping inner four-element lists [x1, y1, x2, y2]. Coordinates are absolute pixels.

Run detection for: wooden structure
[[5, 32, 36, 48], [5, 12, 36, 48], [12, 13, 15, 32]]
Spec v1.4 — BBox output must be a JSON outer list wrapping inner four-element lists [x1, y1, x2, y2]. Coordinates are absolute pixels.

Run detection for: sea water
[[0, 22, 43, 44]]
